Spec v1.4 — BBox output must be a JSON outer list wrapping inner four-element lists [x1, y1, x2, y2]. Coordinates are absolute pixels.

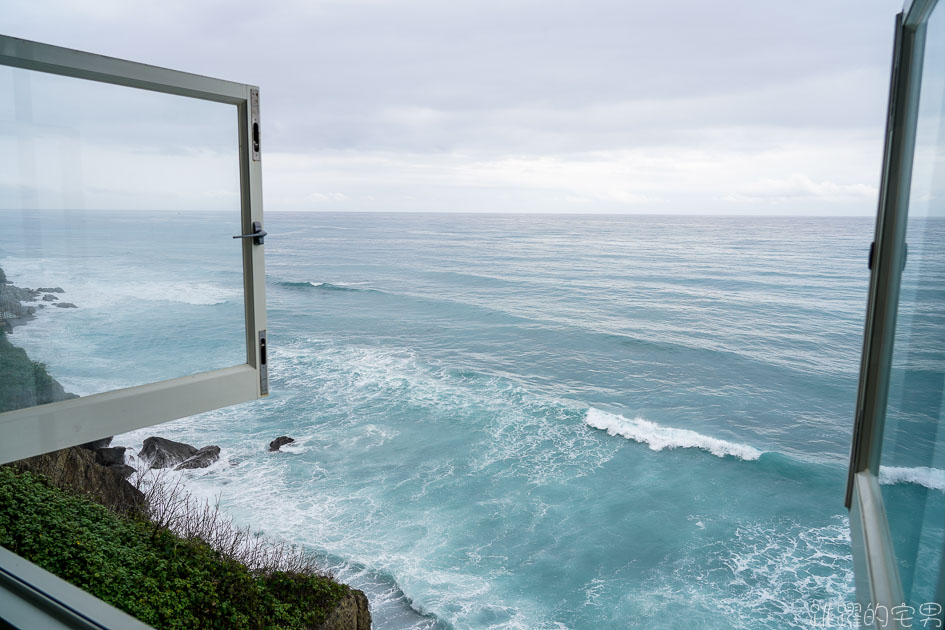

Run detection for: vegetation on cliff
[[0, 265, 370, 628], [0, 330, 69, 412], [0, 466, 349, 629]]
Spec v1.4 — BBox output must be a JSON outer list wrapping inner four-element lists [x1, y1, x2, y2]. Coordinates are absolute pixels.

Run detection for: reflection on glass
[[0, 66, 244, 413], [880, 3, 945, 611]]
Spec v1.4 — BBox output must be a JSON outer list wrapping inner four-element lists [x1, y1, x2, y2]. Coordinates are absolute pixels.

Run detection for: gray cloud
[[2, 0, 903, 213]]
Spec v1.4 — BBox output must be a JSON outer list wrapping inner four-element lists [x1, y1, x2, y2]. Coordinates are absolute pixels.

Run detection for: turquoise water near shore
[[2, 211, 892, 628]]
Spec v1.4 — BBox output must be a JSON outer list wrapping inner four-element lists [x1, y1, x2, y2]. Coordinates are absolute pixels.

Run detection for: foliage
[[0, 330, 54, 413], [138, 471, 325, 577], [0, 467, 348, 629]]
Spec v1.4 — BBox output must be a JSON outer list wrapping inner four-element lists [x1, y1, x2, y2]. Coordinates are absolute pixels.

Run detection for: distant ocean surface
[[3, 212, 896, 628]]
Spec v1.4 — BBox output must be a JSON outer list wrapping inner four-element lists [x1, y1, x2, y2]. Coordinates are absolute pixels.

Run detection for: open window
[[847, 0, 945, 626], [0, 35, 268, 463], [0, 35, 267, 628]]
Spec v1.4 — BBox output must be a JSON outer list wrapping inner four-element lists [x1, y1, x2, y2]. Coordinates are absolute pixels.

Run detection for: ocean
[[2, 211, 881, 628]]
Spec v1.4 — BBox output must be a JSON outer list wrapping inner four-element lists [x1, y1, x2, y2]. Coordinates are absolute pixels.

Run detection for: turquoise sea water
[[3, 211, 888, 628]]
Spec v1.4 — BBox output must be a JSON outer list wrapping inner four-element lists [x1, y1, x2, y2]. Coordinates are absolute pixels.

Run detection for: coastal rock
[[42, 294, 58, 302], [80, 437, 113, 451], [11, 446, 145, 515], [317, 588, 371, 630], [109, 464, 136, 479], [36, 287, 64, 293], [269, 436, 295, 451], [0, 337, 80, 412], [2, 285, 39, 303], [55, 302, 77, 309], [0, 280, 40, 324], [140, 437, 197, 469], [95, 446, 127, 467], [175, 445, 221, 470]]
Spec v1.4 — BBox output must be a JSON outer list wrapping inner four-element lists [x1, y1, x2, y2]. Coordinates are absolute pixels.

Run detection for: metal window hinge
[[251, 87, 260, 161]]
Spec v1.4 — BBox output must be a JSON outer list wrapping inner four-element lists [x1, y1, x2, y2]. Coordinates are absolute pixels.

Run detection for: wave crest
[[879, 466, 945, 492], [584, 408, 762, 461], [276, 280, 375, 293]]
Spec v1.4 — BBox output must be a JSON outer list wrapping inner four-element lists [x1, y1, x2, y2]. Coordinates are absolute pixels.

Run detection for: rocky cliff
[[10, 445, 145, 515], [318, 589, 372, 630]]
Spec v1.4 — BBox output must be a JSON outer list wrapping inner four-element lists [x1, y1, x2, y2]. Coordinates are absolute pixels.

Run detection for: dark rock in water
[[175, 445, 221, 470], [80, 437, 113, 451], [41, 294, 59, 302], [269, 436, 295, 451], [109, 464, 136, 479], [0, 279, 42, 326], [11, 446, 145, 515], [36, 287, 64, 293], [2, 285, 39, 303], [228, 457, 242, 466], [95, 446, 127, 467], [140, 437, 197, 469], [55, 302, 77, 309], [318, 588, 371, 630]]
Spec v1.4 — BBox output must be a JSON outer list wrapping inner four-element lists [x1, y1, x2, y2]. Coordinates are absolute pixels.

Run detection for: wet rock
[[175, 445, 221, 470], [95, 446, 127, 467], [317, 588, 371, 630], [55, 302, 77, 308], [36, 287, 64, 293], [140, 437, 197, 469], [42, 294, 58, 302], [80, 437, 113, 451], [269, 436, 295, 452], [269, 435, 295, 451], [109, 464, 136, 479]]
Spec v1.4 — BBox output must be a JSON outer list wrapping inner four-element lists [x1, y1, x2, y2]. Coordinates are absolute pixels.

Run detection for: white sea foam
[[584, 407, 763, 460], [879, 466, 945, 492], [2, 257, 236, 308], [629, 517, 855, 629], [77, 279, 236, 306]]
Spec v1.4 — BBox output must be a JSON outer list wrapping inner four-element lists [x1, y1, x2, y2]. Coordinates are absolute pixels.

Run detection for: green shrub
[[0, 331, 48, 412], [0, 467, 347, 629]]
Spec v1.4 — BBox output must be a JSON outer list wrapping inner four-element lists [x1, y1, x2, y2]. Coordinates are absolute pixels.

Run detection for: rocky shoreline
[[0, 267, 75, 334], [0, 264, 371, 630]]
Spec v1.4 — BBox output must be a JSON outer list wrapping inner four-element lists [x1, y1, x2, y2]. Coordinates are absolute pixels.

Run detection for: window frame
[[0, 34, 268, 465], [846, 0, 940, 621]]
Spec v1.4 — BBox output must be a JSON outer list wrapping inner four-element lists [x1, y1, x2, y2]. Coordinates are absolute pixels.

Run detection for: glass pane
[[880, 3, 945, 611], [0, 66, 245, 414]]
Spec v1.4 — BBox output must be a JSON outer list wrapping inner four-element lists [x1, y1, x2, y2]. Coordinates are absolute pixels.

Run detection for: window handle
[[233, 221, 267, 245]]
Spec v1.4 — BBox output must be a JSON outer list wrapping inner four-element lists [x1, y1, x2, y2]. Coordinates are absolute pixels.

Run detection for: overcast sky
[[3, 0, 903, 214]]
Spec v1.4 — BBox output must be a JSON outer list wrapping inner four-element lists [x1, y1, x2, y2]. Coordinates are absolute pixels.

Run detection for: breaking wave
[[275, 280, 375, 293], [879, 466, 945, 492], [584, 408, 763, 461]]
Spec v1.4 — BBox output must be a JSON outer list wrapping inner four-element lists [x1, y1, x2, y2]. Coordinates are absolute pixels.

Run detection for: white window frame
[[846, 0, 941, 624], [0, 34, 268, 465]]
